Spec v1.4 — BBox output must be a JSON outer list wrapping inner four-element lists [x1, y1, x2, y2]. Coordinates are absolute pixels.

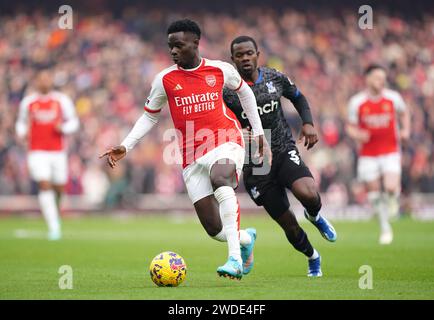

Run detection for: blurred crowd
[[1, 5, 434, 208]]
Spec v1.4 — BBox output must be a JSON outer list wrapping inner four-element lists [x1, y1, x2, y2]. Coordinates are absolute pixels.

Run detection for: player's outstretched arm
[[289, 95, 318, 150], [280, 74, 318, 150], [345, 123, 370, 143], [99, 112, 159, 169]]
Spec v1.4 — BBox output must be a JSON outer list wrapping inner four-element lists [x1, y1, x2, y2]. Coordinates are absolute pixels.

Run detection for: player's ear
[[256, 50, 260, 58]]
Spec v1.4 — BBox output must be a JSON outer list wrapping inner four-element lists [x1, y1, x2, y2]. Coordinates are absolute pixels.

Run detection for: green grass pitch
[[0, 214, 433, 299]]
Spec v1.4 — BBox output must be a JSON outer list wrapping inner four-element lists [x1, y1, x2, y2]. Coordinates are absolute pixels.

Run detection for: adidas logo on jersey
[[173, 84, 183, 91]]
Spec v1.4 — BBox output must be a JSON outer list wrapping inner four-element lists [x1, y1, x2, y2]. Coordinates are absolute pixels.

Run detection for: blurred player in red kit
[[15, 69, 79, 240], [346, 64, 411, 244]]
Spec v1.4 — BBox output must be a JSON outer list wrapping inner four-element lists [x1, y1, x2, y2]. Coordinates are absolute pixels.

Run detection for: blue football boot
[[304, 210, 337, 242], [307, 255, 322, 277], [217, 256, 243, 280]]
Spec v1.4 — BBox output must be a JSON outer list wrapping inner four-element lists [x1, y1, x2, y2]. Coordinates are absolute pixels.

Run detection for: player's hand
[[54, 122, 63, 133], [298, 123, 318, 150], [355, 129, 370, 143], [99, 145, 127, 169], [254, 134, 272, 166]]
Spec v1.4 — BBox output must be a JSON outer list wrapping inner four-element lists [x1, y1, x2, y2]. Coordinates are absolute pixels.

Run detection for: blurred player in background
[[15, 69, 79, 240], [100, 19, 271, 279], [346, 64, 411, 245], [223, 36, 337, 277]]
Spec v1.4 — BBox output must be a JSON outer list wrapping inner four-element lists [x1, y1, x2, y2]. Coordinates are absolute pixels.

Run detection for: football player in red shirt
[[346, 64, 410, 244], [100, 19, 271, 279], [16, 69, 79, 240]]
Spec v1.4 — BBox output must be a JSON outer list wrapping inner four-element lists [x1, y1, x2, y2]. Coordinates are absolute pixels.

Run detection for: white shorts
[[357, 152, 401, 182], [27, 151, 68, 185], [182, 142, 245, 204]]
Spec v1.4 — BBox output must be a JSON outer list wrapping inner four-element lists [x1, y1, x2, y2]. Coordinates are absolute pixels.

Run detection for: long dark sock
[[285, 227, 314, 258]]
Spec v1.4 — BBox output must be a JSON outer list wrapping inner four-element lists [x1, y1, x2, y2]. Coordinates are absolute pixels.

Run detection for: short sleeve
[[15, 95, 33, 137], [220, 62, 243, 91], [347, 96, 360, 125], [144, 73, 167, 113], [391, 91, 407, 113], [58, 93, 76, 120], [280, 73, 301, 101], [17, 96, 31, 120]]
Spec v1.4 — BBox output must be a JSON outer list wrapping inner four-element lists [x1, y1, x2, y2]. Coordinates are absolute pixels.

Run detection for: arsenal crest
[[382, 103, 391, 111], [205, 75, 216, 87]]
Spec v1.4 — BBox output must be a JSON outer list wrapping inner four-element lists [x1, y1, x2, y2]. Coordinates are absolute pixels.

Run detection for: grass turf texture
[[0, 214, 433, 299]]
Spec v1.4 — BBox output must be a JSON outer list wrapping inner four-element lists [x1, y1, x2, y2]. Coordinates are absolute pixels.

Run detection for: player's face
[[366, 69, 387, 93], [35, 70, 53, 94], [231, 41, 259, 76], [167, 32, 199, 68]]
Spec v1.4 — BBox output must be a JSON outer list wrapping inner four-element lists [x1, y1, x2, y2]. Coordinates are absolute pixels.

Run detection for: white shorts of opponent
[[183, 142, 245, 204], [27, 151, 68, 185], [357, 152, 401, 183]]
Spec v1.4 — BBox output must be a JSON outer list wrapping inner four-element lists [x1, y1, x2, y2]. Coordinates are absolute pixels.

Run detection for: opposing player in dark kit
[[223, 36, 337, 277]]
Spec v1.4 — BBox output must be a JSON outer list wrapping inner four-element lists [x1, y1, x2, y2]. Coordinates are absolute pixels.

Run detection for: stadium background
[[1, 0, 434, 218]]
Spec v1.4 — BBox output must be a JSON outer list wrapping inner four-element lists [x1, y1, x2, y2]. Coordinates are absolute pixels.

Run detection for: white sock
[[305, 209, 320, 222], [368, 191, 391, 234], [214, 186, 241, 263], [38, 190, 61, 234], [308, 249, 319, 260], [212, 228, 252, 247], [385, 191, 400, 218], [212, 229, 227, 242], [239, 230, 252, 247]]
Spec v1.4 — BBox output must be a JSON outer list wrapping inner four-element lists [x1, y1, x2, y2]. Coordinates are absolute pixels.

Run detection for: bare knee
[[293, 179, 319, 204], [38, 181, 52, 191], [302, 184, 319, 203], [210, 162, 236, 190], [211, 176, 232, 190], [365, 179, 381, 192], [383, 174, 400, 195], [53, 185, 65, 195]]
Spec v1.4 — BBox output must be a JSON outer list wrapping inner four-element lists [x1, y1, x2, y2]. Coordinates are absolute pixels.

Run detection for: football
[[149, 251, 187, 287]]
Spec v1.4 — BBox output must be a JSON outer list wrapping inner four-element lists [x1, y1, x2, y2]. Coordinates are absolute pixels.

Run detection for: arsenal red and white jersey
[[16, 91, 77, 151], [144, 58, 244, 168], [347, 89, 407, 156]]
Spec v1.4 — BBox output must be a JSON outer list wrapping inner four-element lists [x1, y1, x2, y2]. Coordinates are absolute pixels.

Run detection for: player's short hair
[[167, 19, 201, 39], [230, 36, 258, 54], [364, 64, 386, 76]]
